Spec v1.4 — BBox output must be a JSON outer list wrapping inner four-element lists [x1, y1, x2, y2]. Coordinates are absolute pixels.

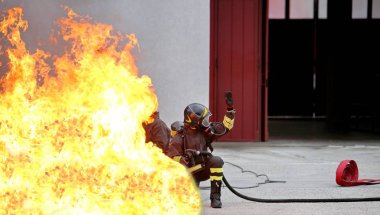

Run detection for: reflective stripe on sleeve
[[173, 156, 182, 162], [223, 115, 234, 130]]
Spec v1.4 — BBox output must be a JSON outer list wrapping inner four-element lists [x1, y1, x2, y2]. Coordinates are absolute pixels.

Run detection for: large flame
[[0, 6, 200, 214]]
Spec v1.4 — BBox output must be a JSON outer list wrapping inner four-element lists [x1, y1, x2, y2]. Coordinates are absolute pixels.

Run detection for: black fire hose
[[222, 174, 380, 203], [192, 150, 380, 202]]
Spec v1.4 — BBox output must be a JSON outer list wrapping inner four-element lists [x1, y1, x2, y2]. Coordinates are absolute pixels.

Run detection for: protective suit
[[167, 97, 235, 208], [143, 111, 171, 153]]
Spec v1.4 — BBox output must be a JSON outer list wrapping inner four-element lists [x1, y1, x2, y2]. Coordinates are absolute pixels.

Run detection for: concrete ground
[[200, 121, 380, 215]]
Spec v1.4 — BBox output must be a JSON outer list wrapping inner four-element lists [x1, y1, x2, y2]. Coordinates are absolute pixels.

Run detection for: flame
[[0, 7, 200, 214]]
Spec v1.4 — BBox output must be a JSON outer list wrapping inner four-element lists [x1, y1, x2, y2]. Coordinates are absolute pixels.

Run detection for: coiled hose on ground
[[222, 160, 380, 203]]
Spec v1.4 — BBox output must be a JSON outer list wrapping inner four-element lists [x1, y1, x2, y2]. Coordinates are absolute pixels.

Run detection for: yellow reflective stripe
[[171, 130, 177, 137], [210, 176, 223, 181], [223, 115, 234, 130], [203, 107, 208, 117], [210, 168, 223, 173], [173, 156, 181, 162], [185, 115, 191, 123], [188, 164, 203, 173]]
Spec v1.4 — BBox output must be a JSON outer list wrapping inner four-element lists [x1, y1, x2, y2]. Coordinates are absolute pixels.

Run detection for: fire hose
[[191, 150, 380, 203], [200, 91, 380, 202], [221, 159, 380, 203], [336, 160, 380, 186]]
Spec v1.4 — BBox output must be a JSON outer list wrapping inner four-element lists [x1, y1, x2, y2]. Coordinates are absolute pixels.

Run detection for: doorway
[[268, 0, 380, 136]]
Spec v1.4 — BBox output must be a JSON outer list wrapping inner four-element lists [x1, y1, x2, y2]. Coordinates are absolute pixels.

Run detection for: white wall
[[1, 0, 210, 127]]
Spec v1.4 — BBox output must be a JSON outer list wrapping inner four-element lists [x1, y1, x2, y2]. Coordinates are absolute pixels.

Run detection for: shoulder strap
[[182, 131, 187, 154], [206, 139, 213, 152]]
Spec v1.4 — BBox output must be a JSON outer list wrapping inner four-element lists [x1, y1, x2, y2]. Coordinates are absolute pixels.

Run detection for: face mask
[[201, 114, 211, 128]]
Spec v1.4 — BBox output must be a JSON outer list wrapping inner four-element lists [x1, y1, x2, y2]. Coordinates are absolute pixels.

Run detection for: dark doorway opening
[[268, 0, 380, 138]]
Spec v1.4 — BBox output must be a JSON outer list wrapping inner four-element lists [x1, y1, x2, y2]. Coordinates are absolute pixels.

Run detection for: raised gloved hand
[[223, 91, 235, 130], [224, 91, 234, 111]]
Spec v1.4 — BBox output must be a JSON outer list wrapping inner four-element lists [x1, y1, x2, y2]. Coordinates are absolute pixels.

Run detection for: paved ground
[[199, 138, 380, 215]]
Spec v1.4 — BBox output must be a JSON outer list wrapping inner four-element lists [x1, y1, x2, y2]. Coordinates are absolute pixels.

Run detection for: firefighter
[[170, 120, 184, 138], [167, 93, 235, 208], [142, 111, 171, 153]]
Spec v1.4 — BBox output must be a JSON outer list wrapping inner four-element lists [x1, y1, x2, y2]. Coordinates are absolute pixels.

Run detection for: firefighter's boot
[[210, 180, 222, 208]]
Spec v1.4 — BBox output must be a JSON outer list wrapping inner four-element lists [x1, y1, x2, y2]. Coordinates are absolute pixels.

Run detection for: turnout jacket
[[143, 113, 171, 152], [166, 110, 235, 164]]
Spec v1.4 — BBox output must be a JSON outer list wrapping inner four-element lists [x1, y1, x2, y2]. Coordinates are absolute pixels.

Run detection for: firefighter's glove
[[180, 156, 190, 166], [175, 150, 201, 166], [185, 149, 200, 158], [223, 110, 235, 130], [224, 91, 234, 111], [174, 155, 190, 166]]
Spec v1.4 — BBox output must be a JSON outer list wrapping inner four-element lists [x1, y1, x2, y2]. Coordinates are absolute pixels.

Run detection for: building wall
[[1, 0, 210, 126]]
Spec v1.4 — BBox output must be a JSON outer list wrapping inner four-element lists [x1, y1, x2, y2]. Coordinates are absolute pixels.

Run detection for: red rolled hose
[[336, 160, 380, 186]]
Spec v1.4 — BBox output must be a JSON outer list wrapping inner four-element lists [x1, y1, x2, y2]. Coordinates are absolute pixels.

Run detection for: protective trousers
[[193, 155, 224, 208]]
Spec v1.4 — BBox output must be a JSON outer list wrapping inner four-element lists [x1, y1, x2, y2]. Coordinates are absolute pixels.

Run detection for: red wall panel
[[210, 0, 267, 141]]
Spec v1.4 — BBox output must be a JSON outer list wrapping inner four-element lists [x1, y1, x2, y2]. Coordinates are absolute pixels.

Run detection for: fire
[[0, 6, 201, 214]]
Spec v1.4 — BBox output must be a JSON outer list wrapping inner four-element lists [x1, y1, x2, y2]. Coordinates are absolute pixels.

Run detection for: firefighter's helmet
[[183, 103, 212, 130]]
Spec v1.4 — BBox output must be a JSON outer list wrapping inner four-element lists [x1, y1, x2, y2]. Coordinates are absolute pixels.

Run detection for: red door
[[210, 0, 268, 141]]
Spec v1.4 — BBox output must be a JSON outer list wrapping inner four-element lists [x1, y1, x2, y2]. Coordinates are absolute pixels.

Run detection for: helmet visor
[[201, 114, 212, 128]]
